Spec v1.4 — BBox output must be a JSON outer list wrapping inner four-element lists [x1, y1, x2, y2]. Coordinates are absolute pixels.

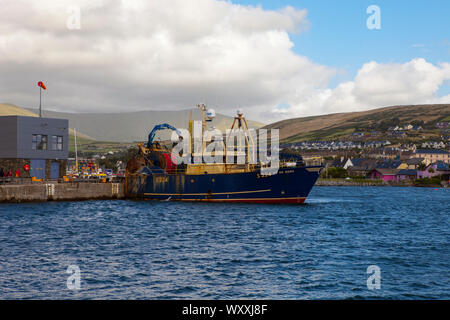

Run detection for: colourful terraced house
[[417, 162, 450, 179], [369, 169, 399, 182]]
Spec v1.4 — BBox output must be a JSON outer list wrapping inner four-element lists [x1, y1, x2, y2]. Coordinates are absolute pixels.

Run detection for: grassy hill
[[0, 103, 39, 117], [264, 104, 450, 143], [67, 135, 132, 154], [0, 103, 94, 140], [27, 108, 265, 143]]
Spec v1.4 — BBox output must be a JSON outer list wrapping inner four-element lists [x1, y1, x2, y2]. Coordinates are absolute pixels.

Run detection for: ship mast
[[194, 104, 254, 168], [225, 109, 255, 167], [197, 104, 209, 155]]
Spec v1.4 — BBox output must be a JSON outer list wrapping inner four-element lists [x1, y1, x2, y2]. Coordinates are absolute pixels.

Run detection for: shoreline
[[316, 178, 446, 188]]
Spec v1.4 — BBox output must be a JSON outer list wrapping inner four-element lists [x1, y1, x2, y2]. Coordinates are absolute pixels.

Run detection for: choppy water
[[0, 186, 448, 299]]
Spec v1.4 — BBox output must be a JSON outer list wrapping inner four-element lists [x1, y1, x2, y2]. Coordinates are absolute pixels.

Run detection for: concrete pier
[[0, 182, 125, 203]]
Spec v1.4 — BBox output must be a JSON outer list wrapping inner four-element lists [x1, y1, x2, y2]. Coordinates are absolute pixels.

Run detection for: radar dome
[[206, 109, 216, 121]]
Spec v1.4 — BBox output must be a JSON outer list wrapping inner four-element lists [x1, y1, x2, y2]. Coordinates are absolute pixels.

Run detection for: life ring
[[24, 164, 30, 171]]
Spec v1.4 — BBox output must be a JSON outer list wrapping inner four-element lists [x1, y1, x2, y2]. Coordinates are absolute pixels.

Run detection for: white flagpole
[[74, 128, 79, 175], [39, 86, 42, 118]]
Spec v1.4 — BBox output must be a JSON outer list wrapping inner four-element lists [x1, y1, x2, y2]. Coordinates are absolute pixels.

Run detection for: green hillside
[[265, 104, 450, 143]]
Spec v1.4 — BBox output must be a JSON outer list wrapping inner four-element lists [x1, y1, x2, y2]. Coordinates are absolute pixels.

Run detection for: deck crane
[[146, 123, 183, 149]]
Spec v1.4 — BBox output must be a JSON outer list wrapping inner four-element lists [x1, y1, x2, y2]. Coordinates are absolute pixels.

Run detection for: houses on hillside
[[436, 122, 450, 129], [346, 158, 378, 177], [327, 148, 450, 183], [405, 157, 425, 169], [388, 131, 406, 138], [413, 149, 450, 165], [284, 140, 391, 151], [417, 162, 450, 179], [397, 169, 419, 181], [388, 124, 423, 132], [369, 168, 420, 182], [286, 141, 362, 150], [421, 141, 446, 149]]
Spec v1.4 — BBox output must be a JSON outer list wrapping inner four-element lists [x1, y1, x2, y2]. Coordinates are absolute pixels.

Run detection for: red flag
[[37, 81, 47, 90]]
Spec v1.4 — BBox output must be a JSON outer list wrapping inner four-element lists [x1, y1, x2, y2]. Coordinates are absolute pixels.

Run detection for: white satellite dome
[[206, 108, 216, 121]]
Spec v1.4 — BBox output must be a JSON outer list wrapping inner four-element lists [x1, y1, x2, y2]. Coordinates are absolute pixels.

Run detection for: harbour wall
[[1, 180, 446, 203], [0, 182, 125, 203]]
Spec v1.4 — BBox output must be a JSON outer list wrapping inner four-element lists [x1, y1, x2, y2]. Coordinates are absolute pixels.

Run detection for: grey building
[[0, 116, 68, 179]]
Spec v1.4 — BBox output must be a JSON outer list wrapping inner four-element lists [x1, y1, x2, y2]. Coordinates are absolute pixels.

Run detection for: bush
[[351, 175, 368, 180], [417, 163, 426, 171], [415, 176, 441, 185], [321, 167, 348, 178]]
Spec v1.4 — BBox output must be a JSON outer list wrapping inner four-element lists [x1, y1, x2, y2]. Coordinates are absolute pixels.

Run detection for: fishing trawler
[[125, 104, 323, 203]]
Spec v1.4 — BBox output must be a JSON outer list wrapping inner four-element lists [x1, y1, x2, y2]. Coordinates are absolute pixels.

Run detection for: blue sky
[[234, 0, 450, 95]]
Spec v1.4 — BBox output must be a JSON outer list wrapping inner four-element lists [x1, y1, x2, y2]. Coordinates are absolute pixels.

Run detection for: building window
[[52, 135, 63, 151], [32, 134, 48, 150]]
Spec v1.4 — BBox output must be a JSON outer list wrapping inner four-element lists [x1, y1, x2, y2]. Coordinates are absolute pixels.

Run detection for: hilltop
[[0, 103, 39, 117], [264, 104, 450, 143], [26, 108, 265, 143]]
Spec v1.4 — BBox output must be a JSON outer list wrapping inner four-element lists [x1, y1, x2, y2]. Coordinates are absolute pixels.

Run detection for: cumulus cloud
[[282, 58, 450, 118], [0, 0, 448, 123]]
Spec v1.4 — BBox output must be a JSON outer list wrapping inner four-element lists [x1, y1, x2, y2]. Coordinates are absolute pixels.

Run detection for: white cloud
[[283, 58, 450, 119], [0, 0, 326, 120], [0, 0, 448, 124]]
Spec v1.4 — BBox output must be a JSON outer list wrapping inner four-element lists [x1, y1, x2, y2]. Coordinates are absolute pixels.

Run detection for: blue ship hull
[[126, 166, 322, 204]]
